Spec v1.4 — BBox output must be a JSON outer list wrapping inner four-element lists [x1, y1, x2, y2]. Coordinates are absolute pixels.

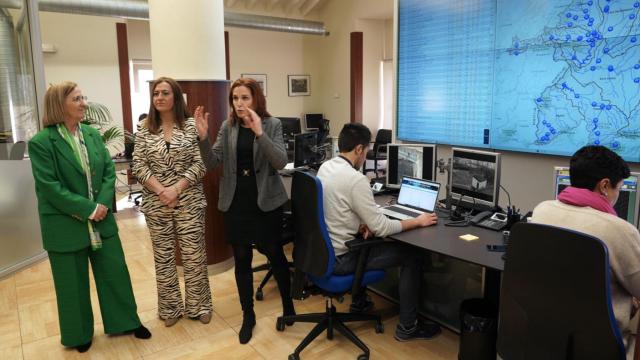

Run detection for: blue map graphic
[[397, 0, 640, 161]]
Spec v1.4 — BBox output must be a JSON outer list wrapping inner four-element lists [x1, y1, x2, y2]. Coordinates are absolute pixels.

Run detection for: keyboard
[[385, 205, 421, 217]]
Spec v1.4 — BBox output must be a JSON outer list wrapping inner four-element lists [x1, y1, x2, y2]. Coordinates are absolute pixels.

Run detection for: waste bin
[[458, 298, 498, 360]]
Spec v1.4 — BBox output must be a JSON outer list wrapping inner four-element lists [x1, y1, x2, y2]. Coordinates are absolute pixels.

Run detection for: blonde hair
[[42, 81, 78, 127]]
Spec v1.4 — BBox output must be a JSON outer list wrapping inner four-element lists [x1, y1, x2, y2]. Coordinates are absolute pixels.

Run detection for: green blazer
[[29, 124, 118, 252]]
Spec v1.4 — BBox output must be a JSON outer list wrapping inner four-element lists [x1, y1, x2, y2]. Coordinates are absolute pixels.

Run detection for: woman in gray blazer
[[195, 78, 294, 344]]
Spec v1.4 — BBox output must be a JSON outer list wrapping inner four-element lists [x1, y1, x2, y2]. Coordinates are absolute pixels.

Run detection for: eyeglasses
[[71, 95, 88, 103]]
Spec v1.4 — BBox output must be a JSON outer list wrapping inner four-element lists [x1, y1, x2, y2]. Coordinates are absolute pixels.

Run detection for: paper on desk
[[459, 234, 479, 241]]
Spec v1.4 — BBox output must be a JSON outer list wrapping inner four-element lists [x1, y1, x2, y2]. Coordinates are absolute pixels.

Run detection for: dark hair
[[569, 145, 630, 190], [229, 78, 270, 126], [338, 123, 371, 152], [138, 113, 148, 121], [146, 77, 190, 134]]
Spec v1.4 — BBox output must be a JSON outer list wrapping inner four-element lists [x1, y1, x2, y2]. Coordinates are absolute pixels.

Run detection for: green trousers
[[48, 234, 141, 347]]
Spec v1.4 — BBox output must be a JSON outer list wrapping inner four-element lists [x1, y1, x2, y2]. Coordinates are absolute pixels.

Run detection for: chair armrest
[[344, 237, 386, 250], [346, 236, 387, 301]]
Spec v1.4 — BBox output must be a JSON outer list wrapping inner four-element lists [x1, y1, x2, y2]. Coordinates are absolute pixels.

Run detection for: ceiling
[[223, 0, 328, 17]]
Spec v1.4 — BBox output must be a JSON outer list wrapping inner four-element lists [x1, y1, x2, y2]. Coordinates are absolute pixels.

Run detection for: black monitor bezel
[[450, 147, 501, 209], [386, 143, 437, 189]]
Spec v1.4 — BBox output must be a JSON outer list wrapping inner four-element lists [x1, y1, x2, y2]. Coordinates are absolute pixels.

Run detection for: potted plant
[[82, 102, 124, 151]]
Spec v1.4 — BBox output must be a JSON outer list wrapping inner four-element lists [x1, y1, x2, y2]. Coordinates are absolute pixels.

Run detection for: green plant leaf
[[83, 102, 113, 127], [102, 127, 123, 146]]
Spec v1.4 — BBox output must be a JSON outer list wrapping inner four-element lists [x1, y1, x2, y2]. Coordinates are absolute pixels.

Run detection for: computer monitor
[[386, 144, 437, 189], [294, 132, 320, 168], [305, 113, 324, 131], [450, 147, 501, 210], [553, 166, 640, 226], [280, 117, 301, 141], [552, 166, 571, 198]]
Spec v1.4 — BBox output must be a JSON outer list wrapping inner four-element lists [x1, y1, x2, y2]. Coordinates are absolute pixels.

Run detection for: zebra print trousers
[[145, 207, 212, 320]]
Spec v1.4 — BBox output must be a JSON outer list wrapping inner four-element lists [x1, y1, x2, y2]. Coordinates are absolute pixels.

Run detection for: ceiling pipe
[[0, 0, 329, 35]]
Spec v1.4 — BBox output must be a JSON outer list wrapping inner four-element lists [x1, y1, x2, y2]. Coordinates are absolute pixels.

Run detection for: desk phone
[[470, 211, 508, 231]]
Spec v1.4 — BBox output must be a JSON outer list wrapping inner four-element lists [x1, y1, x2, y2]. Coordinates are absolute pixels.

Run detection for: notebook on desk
[[380, 177, 440, 220]]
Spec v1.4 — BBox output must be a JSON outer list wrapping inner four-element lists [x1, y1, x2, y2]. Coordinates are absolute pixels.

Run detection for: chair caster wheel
[[288, 353, 300, 360], [276, 318, 285, 331], [255, 289, 264, 301], [357, 354, 369, 360], [375, 322, 384, 333]]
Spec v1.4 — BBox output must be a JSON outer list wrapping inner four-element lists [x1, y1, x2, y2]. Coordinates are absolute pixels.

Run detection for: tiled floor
[[1, 196, 459, 359]]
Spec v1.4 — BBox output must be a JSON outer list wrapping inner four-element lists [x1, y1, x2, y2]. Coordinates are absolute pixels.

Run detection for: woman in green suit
[[29, 81, 151, 352]]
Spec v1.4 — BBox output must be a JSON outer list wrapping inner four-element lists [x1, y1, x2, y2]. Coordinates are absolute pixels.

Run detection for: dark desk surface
[[388, 214, 505, 271]]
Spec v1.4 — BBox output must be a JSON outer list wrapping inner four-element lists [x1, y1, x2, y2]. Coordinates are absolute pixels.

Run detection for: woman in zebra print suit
[[132, 77, 212, 327], [195, 78, 295, 344]]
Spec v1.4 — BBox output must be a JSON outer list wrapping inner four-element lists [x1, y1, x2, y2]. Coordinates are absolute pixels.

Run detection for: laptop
[[380, 177, 440, 220]]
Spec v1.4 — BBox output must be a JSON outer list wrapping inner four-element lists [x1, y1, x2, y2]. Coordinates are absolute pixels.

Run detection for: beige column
[[148, 0, 232, 272], [149, 0, 226, 79]]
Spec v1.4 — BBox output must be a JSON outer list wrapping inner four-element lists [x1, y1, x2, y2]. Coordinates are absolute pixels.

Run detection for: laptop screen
[[397, 177, 440, 212]]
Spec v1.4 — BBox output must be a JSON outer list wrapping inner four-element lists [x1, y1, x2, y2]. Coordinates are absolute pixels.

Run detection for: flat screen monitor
[[294, 132, 319, 168], [280, 117, 301, 140], [450, 147, 501, 209], [386, 144, 437, 189], [305, 113, 324, 130], [553, 166, 640, 226]]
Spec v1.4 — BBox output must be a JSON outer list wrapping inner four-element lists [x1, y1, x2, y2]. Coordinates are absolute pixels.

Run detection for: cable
[[449, 194, 465, 221], [499, 184, 512, 208]]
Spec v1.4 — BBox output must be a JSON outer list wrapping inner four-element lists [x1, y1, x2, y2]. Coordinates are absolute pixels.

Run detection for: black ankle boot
[[75, 340, 92, 353], [239, 310, 256, 344]]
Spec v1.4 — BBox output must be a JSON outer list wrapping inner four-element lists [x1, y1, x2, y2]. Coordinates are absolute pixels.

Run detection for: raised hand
[[243, 108, 263, 137], [194, 105, 210, 140]]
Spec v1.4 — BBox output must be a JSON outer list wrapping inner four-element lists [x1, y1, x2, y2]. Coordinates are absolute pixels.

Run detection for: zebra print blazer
[[132, 118, 207, 213]]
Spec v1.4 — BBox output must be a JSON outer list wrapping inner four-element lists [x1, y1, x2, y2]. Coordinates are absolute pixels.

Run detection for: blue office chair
[[498, 222, 626, 360], [277, 170, 385, 360]]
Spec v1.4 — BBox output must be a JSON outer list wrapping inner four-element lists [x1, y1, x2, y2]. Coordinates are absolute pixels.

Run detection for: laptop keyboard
[[386, 205, 421, 217]]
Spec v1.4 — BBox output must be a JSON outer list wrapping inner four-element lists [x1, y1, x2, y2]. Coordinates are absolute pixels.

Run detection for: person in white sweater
[[531, 145, 640, 358], [317, 123, 440, 342]]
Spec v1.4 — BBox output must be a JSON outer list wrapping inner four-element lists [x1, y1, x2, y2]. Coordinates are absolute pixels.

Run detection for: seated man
[[531, 145, 640, 358], [317, 123, 441, 341]]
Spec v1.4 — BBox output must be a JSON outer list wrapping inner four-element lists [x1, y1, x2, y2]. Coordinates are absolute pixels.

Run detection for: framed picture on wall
[[288, 75, 310, 96], [241, 73, 267, 96]]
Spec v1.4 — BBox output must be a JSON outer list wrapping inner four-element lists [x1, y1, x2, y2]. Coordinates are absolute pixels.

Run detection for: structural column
[[149, 0, 232, 272]]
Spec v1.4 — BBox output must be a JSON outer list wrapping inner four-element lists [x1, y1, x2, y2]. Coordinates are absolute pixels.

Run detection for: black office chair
[[497, 222, 626, 360], [276, 170, 385, 360], [362, 129, 392, 178], [252, 208, 295, 301]]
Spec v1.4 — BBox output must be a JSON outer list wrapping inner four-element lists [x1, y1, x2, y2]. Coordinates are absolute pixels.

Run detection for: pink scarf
[[557, 186, 617, 216]]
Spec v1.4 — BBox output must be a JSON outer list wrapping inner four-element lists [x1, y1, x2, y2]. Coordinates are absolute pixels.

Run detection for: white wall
[[39, 12, 123, 145], [226, 27, 307, 118], [126, 19, 151, 60], [304, 0, 394, 136]]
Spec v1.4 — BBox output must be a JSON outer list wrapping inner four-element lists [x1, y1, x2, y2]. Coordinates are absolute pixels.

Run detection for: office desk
[[389, 220, 504, 271], [387, 214, 504, 311], [372, 195, 504, 331]]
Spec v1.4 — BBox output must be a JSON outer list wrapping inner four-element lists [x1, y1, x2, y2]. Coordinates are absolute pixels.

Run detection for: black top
[[236, 126, 255, 175]]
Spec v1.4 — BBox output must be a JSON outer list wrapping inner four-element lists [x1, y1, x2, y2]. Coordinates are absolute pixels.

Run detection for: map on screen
[[397, 0, 640, 161]]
